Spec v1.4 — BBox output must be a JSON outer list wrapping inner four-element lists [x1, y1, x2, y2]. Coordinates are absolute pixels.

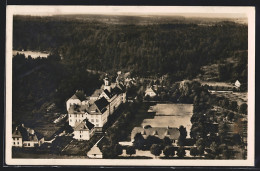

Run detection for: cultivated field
[[141, 104, 193, 138]]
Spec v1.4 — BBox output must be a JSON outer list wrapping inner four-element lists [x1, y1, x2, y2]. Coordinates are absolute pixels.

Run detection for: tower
[[103, 76, 111, 92]]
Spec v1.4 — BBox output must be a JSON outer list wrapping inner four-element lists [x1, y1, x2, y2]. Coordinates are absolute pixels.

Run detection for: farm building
[[12, 124, 44, 147], [145, 87, 157, 97], [131, 126, 180, 145], [73, 119, 95, 141], [87, 145, 103, 158]]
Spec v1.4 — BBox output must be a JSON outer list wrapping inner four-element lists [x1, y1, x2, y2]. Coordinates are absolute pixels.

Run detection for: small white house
[[87, 145, 103, 158], [145, 87, 157, 97], [235, 80, 241, 88], [12, 128, 23, 147], [73, 119, 95, 141], [12, 124, 45, 148]]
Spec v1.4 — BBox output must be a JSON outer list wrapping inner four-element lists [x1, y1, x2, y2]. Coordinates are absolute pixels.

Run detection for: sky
[[8, 6, 249, 19]]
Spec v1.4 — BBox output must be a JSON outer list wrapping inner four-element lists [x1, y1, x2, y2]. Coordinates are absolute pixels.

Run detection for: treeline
[[218, 51, 248, 83], [12, 52, 102, 125], [13, 15, 248, 80]]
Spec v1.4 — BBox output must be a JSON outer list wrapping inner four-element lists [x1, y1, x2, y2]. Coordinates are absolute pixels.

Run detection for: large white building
[[66, 75, 127, 139]]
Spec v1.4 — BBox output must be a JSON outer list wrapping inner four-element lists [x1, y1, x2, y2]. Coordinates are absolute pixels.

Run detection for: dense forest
[[12, 15, 248, 126], [13, 15, 247, 79], [12, 52, 101, 125]]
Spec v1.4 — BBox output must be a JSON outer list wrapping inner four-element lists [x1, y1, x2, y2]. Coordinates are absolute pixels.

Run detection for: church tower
[[103, 76, 111, 92]]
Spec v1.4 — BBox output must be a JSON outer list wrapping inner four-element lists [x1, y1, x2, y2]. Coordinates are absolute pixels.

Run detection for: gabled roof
[[69, 90, 87, 101], [117, 83, 125, 91], [86, 97, 109, 115], [70, 94, 79, 100], [87, 145, 102, 156], [16, 125, 42, 141], [235, 80, 241, 87], [94, 97, 109, 113], [74, 119, 95, 131], [145, 87, 156, 94], [12, 129, 22, 138], [131, 127, 180, 140], [103, 89, 112, 99], [35, 131, 44, 140], [111, 87, 122, 95]]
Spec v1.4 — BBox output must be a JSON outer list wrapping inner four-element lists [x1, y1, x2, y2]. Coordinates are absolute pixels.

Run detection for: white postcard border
[[5, 6, 255, 166]]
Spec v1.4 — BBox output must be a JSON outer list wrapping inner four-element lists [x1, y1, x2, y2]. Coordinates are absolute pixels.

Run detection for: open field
[[142, 103, 193, 138]]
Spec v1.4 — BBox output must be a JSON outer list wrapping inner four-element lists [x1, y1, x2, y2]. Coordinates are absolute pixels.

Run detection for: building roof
[[74, 119, 95, 131], [68, 90, 87, 101], [235, 80, 241, 87], [12, 129, 22, 138], [16, 125, 43, 141], [94, 97, 109, 113], [87, 145, 102, 156], [103, 89, 112, 99], [70, 94, 79, 100], [145, 87, 156, 94], [91, 89, 102, 98], [84, 97, 109, 115], [131, 127, 180, 140], [111, 86, 122, 95]]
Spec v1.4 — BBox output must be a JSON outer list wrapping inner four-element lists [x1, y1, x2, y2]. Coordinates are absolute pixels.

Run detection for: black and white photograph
[[5, 6, 255, 166]]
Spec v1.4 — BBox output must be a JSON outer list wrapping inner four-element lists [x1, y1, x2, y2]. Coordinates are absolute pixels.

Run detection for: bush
[[163, 146, 175, 158], [190, 147, 198, 157], [150, 144, 162, 157], [176, 146, 186, 158], [126, 146, 136, 156]]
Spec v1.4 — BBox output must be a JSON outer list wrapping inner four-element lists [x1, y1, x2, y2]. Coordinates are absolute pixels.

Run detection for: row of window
[[70, 114, 84, 117], [70, 119, 83, 123], [91, 119, 99, 122], [24, 143, 31, 146], [13, 138, 21, 141], [13, 142, 20, 145]]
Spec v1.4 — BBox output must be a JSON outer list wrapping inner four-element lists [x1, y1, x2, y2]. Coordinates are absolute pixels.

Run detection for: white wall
[[86, 110, 109, 128], [73, 129, 94, 140], [88, 154, 103, 158], [66, 98, 81, 111], [23, 141, 38, 147], [69, 113, 87, 127], [12, 137, 22, 147]]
